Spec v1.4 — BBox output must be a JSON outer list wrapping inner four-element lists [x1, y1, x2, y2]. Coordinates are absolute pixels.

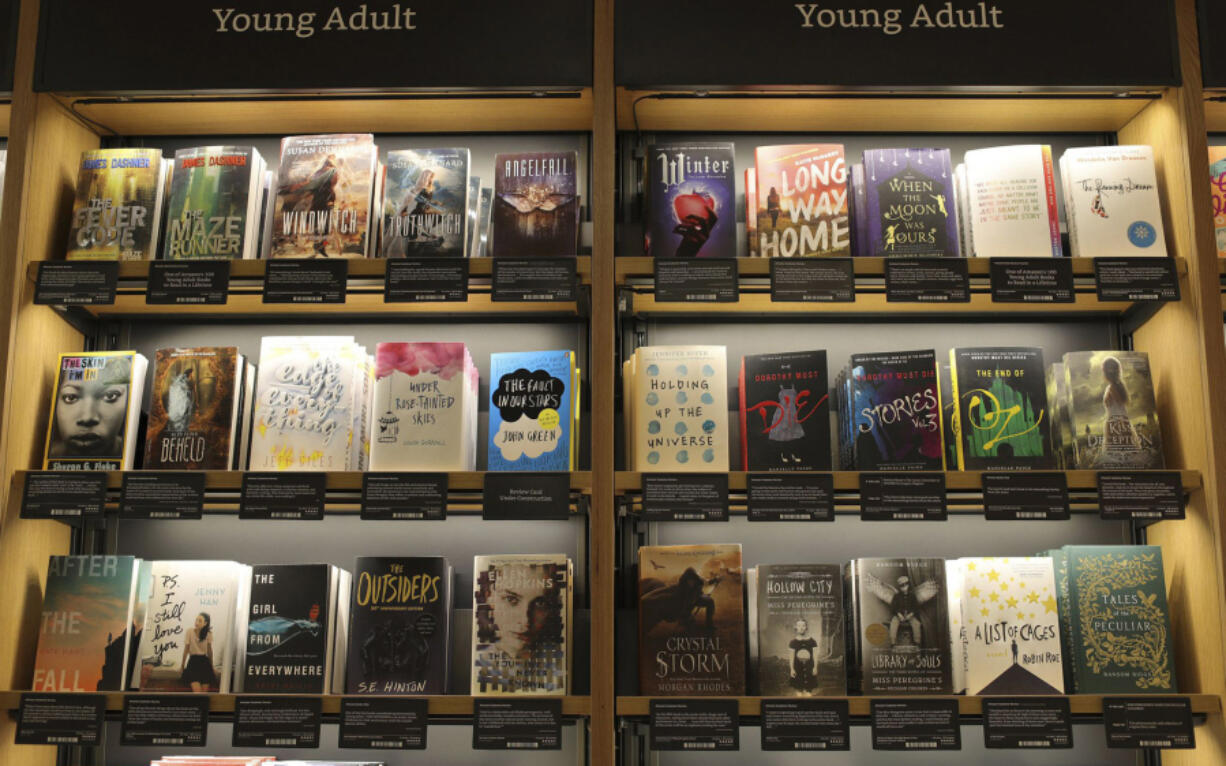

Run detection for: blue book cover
[[488, 350, 575, 471], [863, 148, 960, 257], [381, 148, 470, 258], [647, 142, 736, 258]]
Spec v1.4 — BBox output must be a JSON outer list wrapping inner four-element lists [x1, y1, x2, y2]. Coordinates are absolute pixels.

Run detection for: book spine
[[948, 350, 965, 470], [1041, 146, 1062, 257], [738, 358, 748, 470]]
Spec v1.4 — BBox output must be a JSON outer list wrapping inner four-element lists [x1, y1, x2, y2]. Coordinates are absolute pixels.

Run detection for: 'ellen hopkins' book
[[646, 142, 736, 258], [473, 554, 571, 695]]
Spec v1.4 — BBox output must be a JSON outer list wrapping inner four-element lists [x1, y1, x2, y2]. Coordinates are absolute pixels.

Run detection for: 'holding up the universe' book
[[143, 346, 252, 470], [67, 148, 167, 260], [949, 347, 1054, 471], [646, 142, 736, 258], [380, 148, 470, 258], [491, 152, 579, 257], [753, 563, 845, 697], [163, 145, 267, 260], [43, 351, 148, 471], [739, 350, 830, 471], [626, 345, 729, 472]]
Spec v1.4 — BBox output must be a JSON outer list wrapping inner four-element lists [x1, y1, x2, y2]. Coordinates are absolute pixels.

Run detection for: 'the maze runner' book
[[646, 142, 736, 258], [754, 144, 850, 258], [949, 347, 1055, 471], [863, 147, 960, 257], [380, 148, 470, 258], [639, 544, 745, 696], [163, 145, 267, 260], [487, 350, 578, 471], [755, 564, 844, 696], [1063, 350, 1163, 469], [43, 351, 149, 471], [272, 133, 379, 258], [739, 350, 830, 471], [32, 555, 139, 692], [347, 557, 451, 695], [848, 350, 943, 471], [491, 152, 579, 257], [143, 346, 252, 470], [67, 148, 167, 260]]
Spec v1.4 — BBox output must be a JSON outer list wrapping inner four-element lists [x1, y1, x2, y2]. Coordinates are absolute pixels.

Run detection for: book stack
[[860, 147, 960, 258], [272, 134, 381, 258], [1060, 145, 1167, 258], [645, 141, 736, 258], [948, 347, 1055, 471], [835, 350, 943, 471], [67, 148, 168, 260], [163, 146, 267, 260], [738, 350, 831, 471], [491, 151, 579, 258], [958, 145, 1062, 258], [43, 351, 149, 471], [380, 148, 471, 258], [754, 144, 850, 258], [1049, 350, 1164, 469]]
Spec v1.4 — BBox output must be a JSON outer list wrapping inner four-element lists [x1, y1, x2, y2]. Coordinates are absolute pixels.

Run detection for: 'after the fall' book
[[646, 142, 736, 258], [739, 350, 830, 471], [491, 152, 579, 257]]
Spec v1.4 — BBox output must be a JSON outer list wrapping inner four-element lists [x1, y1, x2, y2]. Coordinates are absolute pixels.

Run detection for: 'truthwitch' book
[[863, 147, 960, 257], [848, 350, 943, 471], [380, 148, 470, 258], [646, 142, 736, 258], [755, 564, 845, 696], [950, 347, 1055, 470], [347, 557, 452, 695], [739, 350, 830, 471], [491, 152, 579, 257], [143, 346, 250, 470]]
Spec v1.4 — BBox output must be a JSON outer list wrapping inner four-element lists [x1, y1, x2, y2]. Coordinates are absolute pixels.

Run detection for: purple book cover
[[850, 349, 944, 471], [851, 162, 868, 257], [646, 142, 736, 258], [863, 148, 960, 258]]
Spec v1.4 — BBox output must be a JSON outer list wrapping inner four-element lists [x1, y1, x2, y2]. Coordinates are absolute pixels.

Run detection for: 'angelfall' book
[[491, 152, 579, 257], [863, 147, 960, 257], [848, 350, 943, 471], [67, 148, 167, 260], [756, 564, 845, 697], [646, 142, 736, 258], [143, 346, 249, 470], [638, 544, 745, 696], [739, 350, 830, 471], [163, 145, 266, 260], [347, 557, 451, 695], [846, 557, 951, 694], [241, 564, 346, 695], [380, 148, 470, 258], [272, 133, 378, 258], [950, 347, 1055, 471], [1063, 350, 1163, 470]]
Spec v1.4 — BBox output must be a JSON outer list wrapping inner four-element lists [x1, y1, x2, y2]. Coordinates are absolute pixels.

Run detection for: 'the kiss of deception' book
[[1063, 350, 1163, 470], [646, 142, 736, 258], [863, 147, 960, 257], [950, 347, 1055, 471], [739, 350, 830, 471]]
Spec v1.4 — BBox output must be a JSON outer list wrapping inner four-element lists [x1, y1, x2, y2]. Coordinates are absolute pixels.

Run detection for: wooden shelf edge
[[615, 470, 1199, 493]]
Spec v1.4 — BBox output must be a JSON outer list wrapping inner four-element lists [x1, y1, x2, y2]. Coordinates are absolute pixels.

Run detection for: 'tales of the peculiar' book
[[754, 144, 850, 258], [143, 346, 251, 470], [754, 564, 845, 696], [491, 152, 579, 257], [739, 350, 830, 471], [380, 148, 470, 258], [67, 148, 167, 260], [863, 147, 960, 257], [163, 145, 266, 260], [646, 142, 736, 258]]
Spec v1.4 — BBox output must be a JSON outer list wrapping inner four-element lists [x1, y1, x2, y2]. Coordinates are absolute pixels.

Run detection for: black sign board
[[0, 0, 16, 92], [473, 699, 562, 750], [747, 473, 834, 521], [34, 261, 118, 305], [233, 697, 321, 748], [642, 473, 730, 521], [989, 258, 1075, 303], [36, 1, 591, 92], [761, 699, 850, 751], [1098, 471, 1185, 521], [491, 257, 578, 302], [983, 472, 1070, 521], [16, 693, 107, 746], [340, 697, 428, 750], [240, 472, 326, 520], [121, 695, 209, 747], [21, 471, 108, 519], [120, 472, 206, 520], [653, 258, 738, 302], [860, 473, 946, 521], [1093, 257, 1180, 302], [885, 258, 970, 303], [614, 0, 1177, 88], [983, 698, 1072, 749], [361, 473, 447, 520], [649, 699, 739, 751], [770, 258, 855, 302], [385, 258, 468, 303], [146, 261, 230, 305], [1202, 0, 1226, 88], [1103, 697, 1195, 749], [870, 699, 961, 751], [483, 472, 571, 520], [263, 259, 347, 304]]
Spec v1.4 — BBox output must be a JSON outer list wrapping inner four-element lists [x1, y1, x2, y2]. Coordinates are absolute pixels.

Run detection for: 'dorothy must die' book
[[846, 557, 951, 694], [487, 350, 578, 471], [67, 148, 167, 260], [739, 350, 830, 471], [43, 351, 149, 472], [143, 346, 250, 470], [950, 347, 1055, 471], [755, 564, 845, 697], [646, 142, 736, 258], [754, 144, 850, 258], [32, 556, 139, 692], [473, 554, 571, 695], [163, 145, 266, 260], [1063, 350, 1163, 470], [272, 133, 378, 258], [380, 148, 470, 258], [863, 147, 960, 257], [347, 557, 451, 695], [639, 544, 744, 696], [848, 350, 943, 471], [491, 152, 579, 257]]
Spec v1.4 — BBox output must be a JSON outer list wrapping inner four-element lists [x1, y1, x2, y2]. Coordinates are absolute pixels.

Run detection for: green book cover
[[1041, 548, 1076, 694], [1065, 545, 1176, 693], [163, 146, 261, 260], [950, 347, 1055, 471]]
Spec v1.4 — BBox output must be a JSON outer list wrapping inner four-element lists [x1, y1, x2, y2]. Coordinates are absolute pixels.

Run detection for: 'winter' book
[[487, 350, 577, 471], [380, 148, 470, 258], [755, 564, 844, 696], [43, 351, 148, 471], [739, 350, 830, 471], [754, 144, 850, 257], [847, 350, 943, 471], [473, 554, 571, 695], [963, 145, 1062, 258], [949, 347, 1055, 471], [163, 145, 266, 260], [1061, 145, 1167, 258], [491, 152, 579, 257], [67, 148, 167, 260], [629, 346, 729, 471], [1063, 351, 1163, 470], [863, 147, 960, 257], [143, 346, 249, 470], [646, 142, 736, 258], [272, 134, 378, 258]]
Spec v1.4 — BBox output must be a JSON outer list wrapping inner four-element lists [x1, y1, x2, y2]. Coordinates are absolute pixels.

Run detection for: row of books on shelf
[[67, 137, 579, 262], [648, 142, 1168, 260], [43, 341, 579, 472], [640, 544, 1174, 697], [625, 345, 1163, 473], [33, 554, 573, 697], [150, 760, 378, 766]]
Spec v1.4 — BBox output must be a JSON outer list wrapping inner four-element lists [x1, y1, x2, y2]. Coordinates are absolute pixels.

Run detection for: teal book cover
[[488, 350, 575, 471]]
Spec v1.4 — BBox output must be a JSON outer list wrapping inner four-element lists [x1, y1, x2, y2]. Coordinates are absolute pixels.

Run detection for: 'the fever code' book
[[66, 148, 167, 260]]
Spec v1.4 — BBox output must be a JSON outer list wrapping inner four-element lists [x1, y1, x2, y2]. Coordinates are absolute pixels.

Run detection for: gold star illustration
[[1006, 596, 1018, 608], [968, 586, 980, 599], [1017, 612, 1027, 621], [989, 592, 999, 602], [987, 569, 1000, 582], [966, 562, 977, 571], [980, 607, 990, 617], [1043, 595, 1058, 613], [1000, 581, 1009, 591], [1026, 592, 1040, 603]]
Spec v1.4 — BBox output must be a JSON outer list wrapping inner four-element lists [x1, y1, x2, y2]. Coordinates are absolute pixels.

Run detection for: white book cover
[[632, 345, 729, 471], [964, 145, 1062, 258], [472, 554, 570, 695], [960, 556, 1064, 695], [945, 559, 967, 695], [370, 342, 477, 470], [1061, 146, 1167, 258], [135, 561, 244, 694]]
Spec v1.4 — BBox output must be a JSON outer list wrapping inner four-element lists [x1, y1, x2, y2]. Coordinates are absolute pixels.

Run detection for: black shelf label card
[[649, 698, 739, 752], [761, 699, 850, 752], [770, 258, 855, 302], [491, 257, 578, 302], [482, 472, 571, 520], [385, 258, 469, 303], [361, 473, 447, 520], [989, 258, 1075, 303], [1093, 257, 1180, 302], [232, 696, 322, 749], [473, 699, 562, 750], [1098, 471, 1185, 521], [240, 472, 327, 520], [983, 472, 1070, 521], [120, 694, 209, 748], [15, 693, 107, 746], [653, 258, 739, 303], [146, 261, 230, 305], [21, 471, 108, 519], [885, 258, 970, 303], [983, 697, 1073, 749], [339, 697, 427, 750], [871, 699, 961, 751], [860, 473, 947, 521], [747, 472, 835, 521], [263, 259, 347, 304], [34, 261, 118, 306], [1103, 697, 1195, 749], [642, 473, 730, 522], [120, 472, 206, 520]]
